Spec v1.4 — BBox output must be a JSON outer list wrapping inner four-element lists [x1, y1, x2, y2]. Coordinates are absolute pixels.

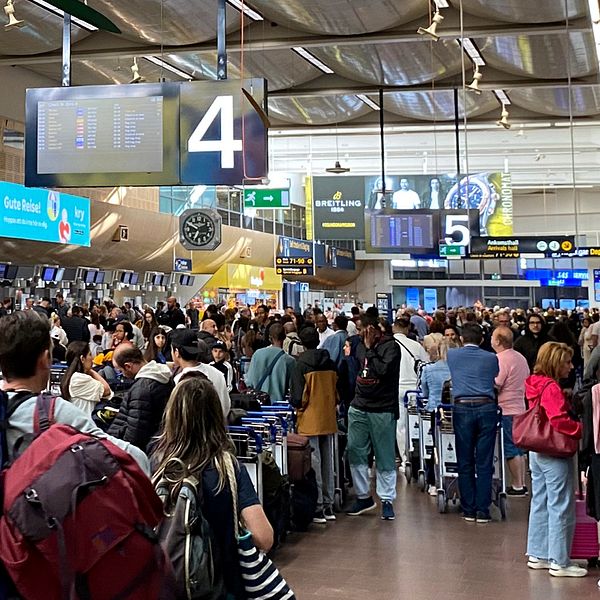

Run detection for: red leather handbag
[[513, 398, 578, 458]]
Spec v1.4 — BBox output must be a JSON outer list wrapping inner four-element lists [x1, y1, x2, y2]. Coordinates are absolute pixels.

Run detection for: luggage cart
[[403, 390, 423, 483], [417, 405, 434, 493], [246, 411, 289, 476], [332, 431, 344, 511], [228, 426, 264, 503], [434, 404, 507, 519]]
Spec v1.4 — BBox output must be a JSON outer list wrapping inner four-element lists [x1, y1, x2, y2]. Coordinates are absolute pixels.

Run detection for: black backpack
[[155, 464, 224, 600]]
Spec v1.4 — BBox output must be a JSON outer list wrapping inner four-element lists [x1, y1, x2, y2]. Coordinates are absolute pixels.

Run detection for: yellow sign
[[202, 263, 283, 291], [304, 175, 314, 241]]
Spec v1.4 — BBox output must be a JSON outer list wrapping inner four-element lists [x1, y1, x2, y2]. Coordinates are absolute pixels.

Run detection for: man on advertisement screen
[[391, 178, 421, 210]]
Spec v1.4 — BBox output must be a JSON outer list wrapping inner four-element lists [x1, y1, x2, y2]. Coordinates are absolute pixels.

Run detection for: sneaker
[[312, 510, 327, 524], [507, 486, 528, 497], [323, 506, 336, 521], [476, 513, 492, 524], [427, 485, 437, 496], [346, 496, 376, 516], [527, 557, 551, 570], [463, 514, 476, 522], [549, 563, 588, 577], [381, 501, 395, 520]]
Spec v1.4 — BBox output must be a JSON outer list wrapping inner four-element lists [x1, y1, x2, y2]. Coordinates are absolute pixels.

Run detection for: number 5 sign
[[179, 78, 268, 186]]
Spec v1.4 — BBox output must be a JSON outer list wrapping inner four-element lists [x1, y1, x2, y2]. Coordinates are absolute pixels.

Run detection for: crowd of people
[[0, 293, 597, 596]]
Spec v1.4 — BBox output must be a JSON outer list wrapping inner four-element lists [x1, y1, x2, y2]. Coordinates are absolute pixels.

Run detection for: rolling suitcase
[[571, 492, 599, 566], [287, 432, 312, 483]]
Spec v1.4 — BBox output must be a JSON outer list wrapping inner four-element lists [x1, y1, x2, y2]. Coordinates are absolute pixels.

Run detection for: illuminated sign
[[275, 236, 314, 276]]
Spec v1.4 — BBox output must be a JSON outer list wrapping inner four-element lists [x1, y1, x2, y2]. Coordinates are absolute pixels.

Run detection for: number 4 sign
[[180, 78, 268, 186]]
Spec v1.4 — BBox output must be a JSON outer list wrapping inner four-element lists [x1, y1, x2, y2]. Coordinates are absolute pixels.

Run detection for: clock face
[[182, 213, 216, 247]]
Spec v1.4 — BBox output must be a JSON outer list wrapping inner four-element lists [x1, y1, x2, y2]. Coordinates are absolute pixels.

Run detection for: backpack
[[395, 339, 431, 386], [0, 392, 173, 600], [155, 466, 224, 600]]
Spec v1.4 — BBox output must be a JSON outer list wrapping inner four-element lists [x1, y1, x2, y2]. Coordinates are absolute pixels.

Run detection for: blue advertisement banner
[[406, 287, 420, 308], [424, 288, 438, 313], [0, 181, 90, 247]]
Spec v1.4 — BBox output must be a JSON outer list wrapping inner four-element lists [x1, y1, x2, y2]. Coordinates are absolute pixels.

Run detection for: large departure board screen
[[37, 96, 163, 174], [370, 213, 434, 250], [25, 83, 180, 187]]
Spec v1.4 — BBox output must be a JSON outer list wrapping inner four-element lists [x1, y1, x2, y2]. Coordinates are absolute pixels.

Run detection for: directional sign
[[244, 188, 290, 209]]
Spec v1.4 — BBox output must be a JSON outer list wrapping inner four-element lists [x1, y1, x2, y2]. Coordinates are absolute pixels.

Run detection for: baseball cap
[[212, 341, 227, 351], [171, 329, 211, 363]]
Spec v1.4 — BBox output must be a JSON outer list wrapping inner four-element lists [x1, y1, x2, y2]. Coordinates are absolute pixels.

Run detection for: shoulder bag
[[513, 382, 578, 458]]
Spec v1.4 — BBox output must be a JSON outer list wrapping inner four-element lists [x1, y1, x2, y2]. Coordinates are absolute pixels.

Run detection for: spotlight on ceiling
[[496, 105, 511, 130], [325, 161, 350, 174], [417, 9, 444, 41], [466, 64, 482, 95], [130, 57, 145, 84], [4, 0, 24, 30]]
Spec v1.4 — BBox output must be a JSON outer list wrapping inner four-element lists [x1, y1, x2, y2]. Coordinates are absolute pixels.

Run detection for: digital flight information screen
[[37, 96, 164, 174], [25, 83, 180, 187], [369, 213, 435, 251]]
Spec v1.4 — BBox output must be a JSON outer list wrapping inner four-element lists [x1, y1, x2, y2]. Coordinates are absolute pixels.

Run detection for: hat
[[171, 329, 211, 363], [212, 341, 227, 351]]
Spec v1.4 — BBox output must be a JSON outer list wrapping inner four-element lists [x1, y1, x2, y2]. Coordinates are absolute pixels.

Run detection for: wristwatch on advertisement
[[444, 174, 498, 235]]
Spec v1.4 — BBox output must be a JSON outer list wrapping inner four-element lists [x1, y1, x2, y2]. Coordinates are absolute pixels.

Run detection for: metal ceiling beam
[[0, 19, 590, 66]]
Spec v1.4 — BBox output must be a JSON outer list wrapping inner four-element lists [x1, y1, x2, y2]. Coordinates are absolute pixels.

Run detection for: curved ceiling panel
[[268, 95, 371, 125], [457, 0, 587, 24], [250, 0, 425, 35], [88, 0, 238, 44], [509, 86, 600, 116], [0, 5, 89, 56], [170, 50, 321, 90], [382, 91, 499, 121], [311, 41, 462, 86], [477, 33, 597, 79]]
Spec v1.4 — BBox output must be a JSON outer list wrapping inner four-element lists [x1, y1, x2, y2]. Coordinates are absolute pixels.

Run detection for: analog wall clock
[[179, 209, 222, 251]]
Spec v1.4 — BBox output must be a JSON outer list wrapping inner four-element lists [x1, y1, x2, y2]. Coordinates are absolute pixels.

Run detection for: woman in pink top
[[492, 327, 530, 496]]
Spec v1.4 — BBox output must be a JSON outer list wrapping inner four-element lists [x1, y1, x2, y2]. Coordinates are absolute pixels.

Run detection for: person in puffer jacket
[[524, 341, 585, 578], [290, 326, 338, 524], [108, 344, 174, 451]]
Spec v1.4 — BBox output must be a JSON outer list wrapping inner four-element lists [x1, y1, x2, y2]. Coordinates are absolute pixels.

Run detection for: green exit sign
[[439, 244, 465, 257], [243, 188, 290, 209]]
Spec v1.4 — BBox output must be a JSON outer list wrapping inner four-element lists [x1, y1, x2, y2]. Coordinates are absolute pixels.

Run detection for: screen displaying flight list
[[36, 96, 164, 174], [370, 213, 434, 250]]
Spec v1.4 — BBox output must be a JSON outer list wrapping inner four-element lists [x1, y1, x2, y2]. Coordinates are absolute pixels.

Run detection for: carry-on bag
[[286, 432, 312, 483]]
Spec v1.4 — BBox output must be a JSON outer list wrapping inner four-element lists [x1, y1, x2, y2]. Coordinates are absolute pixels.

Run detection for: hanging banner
[[304, 175, 314, 241], [0, 180, 90, 247], [312, 176, 365, 240]]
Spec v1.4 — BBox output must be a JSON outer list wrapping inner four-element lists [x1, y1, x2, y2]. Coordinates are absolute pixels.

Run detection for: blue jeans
[[453, 403, 499, 517], [527, 452, 576, 567]]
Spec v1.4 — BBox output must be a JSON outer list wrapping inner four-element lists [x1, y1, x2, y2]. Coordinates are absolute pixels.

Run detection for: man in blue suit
[[447, 322, 499, 523]]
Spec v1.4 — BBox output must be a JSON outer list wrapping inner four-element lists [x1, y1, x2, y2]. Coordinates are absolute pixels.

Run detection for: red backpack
[[0, 392, 174, 600]]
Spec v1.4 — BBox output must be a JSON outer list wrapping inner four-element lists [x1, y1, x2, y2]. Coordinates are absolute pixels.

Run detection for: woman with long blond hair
[[524, 342, 585, 577], [151, 376, 273, 599]]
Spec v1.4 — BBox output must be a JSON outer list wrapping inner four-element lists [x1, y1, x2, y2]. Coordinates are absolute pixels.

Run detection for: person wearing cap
[[210, 340, 236, 393], [170, 328, 231, 418]]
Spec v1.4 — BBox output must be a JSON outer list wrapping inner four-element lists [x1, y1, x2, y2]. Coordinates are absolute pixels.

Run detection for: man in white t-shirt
[[392, 178, 421, 210], [392, 316, 429, 466]]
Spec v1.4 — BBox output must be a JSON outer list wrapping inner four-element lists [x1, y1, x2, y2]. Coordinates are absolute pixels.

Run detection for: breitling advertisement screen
[[364, 172, 513, 237]]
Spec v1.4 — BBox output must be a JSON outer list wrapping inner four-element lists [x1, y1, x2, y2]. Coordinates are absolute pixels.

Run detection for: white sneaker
[[427, 485, 437, 496], [549, 563, 588, 577], [527, 557, 551, 570]]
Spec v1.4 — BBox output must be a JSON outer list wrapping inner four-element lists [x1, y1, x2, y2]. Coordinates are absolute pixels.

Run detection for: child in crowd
[[210, 340, 236, 393]]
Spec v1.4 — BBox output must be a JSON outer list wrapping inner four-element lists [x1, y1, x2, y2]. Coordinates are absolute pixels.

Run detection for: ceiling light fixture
[[4, 0, 24, 30], [356, 94, 381, 111], [143, 56, 193, 80], [433, 0, 450, 7], [28, 0, 98, 31], [417, 9, 444, 41], [225, 0, 263, 21], [325, 161, 351, 174], [496, 104, 511, 129], [291, 47, 334, 74], [130, 57, 145, 84], [459, 38, 485, 66], [466, 64, 482, 94]]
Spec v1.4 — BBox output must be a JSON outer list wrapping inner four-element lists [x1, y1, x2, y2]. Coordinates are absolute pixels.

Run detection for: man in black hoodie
[[514, 313, 551, 371], [290, 326, 338, 524], [345, 307, 400, 521]]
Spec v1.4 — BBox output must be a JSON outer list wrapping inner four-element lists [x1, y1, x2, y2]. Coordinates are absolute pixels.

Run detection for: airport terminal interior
[[3, 0, 600, 598]]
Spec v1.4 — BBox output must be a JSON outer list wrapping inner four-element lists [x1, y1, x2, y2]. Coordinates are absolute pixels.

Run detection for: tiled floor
[[275, 479, 600, 599]]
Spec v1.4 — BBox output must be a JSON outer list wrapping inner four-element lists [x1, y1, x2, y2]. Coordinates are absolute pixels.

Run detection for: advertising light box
[[0, 181, 90, 247]]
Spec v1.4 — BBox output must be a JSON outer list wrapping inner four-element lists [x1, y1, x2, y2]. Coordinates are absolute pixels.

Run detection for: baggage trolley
[[434, 404, 507, 519], [246, 411, 289, 476], [228, 426, 264, 503], [332, 431, 344, 511], [403, 390, 423, 483], [417, 404, 434, 492]]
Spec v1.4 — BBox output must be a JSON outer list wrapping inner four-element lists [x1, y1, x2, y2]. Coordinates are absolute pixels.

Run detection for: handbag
[[513, 384, 578, 458], [227, 455, 296, 600]]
